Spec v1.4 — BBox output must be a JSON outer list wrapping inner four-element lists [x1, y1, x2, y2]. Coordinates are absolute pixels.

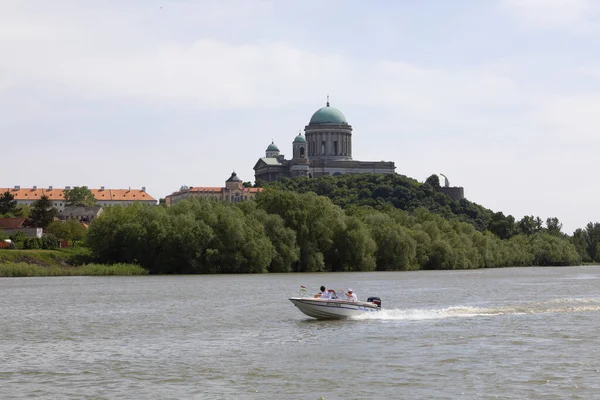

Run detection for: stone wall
[[439, 186, 465, 201]]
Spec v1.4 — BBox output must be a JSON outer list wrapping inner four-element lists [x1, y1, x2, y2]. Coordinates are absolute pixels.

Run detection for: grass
[[0, 247, 148, 277], [0, 247, 94, 266], [0, 262, 148, 277]]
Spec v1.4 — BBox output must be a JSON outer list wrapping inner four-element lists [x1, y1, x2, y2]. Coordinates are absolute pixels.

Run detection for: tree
[[545, 217, 563, 237], [488, 212, 516, 240], [243, 181, 253, 188], [0, 191, 17, 215], [64, 219, 87, 245], [425, 174, 441, 189], [46, 220, 69, 240], [517, 215, 543, 235], [29, 195, 58, 228], [585, 222, 600, 262], [572, 228, 591, 262], [64, 186, 97, 207], [14, 205, 31, 218]]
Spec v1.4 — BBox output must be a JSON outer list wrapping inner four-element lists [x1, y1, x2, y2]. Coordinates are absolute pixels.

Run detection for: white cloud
[[2, 1, 600, 234], [501, 0, 599, 32]]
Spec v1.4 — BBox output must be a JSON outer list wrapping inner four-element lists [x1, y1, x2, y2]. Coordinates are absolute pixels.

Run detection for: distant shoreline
[[0, 262, 147, 277], [0, 249, 147, 277]]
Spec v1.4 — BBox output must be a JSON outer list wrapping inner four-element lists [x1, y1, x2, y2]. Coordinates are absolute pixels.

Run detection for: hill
[[266, 173, 495, 231]]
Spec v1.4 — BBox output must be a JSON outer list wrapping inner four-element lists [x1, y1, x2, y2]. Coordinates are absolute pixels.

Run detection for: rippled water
[[2, 266, 600, 399]]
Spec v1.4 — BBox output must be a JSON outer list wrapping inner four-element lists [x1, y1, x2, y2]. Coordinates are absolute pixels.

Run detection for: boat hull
[[289, 297, 381, 320]]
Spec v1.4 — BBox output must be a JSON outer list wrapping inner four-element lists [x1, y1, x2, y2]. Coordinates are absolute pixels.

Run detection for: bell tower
[[290, 132, 310, 177]]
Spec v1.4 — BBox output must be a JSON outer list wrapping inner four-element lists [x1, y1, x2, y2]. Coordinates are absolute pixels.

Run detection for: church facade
[[253, 101, 396, 183]]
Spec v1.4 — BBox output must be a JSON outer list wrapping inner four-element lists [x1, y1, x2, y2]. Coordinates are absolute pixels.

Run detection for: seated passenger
[[315, 285, 337, 299], [342, 288, 358, 302]]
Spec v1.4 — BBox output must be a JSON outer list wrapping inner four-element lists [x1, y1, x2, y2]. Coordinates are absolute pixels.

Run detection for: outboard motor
[[367, 297, 382, 308]]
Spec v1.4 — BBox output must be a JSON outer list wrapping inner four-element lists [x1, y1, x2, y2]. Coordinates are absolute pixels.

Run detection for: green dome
[[266, 141, 279, 152], [309, 103, 348, 125], [293, 134, 306, 143]]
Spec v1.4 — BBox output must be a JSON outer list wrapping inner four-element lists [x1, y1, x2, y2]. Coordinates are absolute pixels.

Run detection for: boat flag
[[300, 285, 307, 292]]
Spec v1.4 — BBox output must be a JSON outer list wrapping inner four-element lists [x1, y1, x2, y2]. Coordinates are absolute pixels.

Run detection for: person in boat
[[342, 288, 358, 302], [315, 286, 337, 299]]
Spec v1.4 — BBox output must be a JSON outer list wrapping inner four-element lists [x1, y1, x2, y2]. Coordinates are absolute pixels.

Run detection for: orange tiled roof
[[91, 189, 155, 201], [0, 187, 156, 202], [189, 187, 224, 193], [183, 186, 263, 194]]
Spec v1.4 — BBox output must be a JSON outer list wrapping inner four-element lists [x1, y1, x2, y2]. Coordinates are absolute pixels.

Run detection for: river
[[2, 266, 600, 399]]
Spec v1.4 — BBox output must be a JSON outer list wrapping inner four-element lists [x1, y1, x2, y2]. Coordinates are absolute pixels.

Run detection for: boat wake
[[353, 297, 600, 321]]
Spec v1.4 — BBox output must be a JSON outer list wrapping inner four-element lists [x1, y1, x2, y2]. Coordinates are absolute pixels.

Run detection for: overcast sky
[[2, 0, 599, 234]]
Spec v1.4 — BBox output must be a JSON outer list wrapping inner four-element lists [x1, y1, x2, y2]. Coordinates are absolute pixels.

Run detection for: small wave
[[353, 298, 600, 321]]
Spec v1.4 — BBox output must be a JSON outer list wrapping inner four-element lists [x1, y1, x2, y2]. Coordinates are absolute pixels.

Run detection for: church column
[[320, 132, 323, 155], [349, 134, 352, 158], [344, 134, 347, 155]]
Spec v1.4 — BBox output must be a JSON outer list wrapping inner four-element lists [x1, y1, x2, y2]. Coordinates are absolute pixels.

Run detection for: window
[[321, 141, 326, 155], [300, 147, 305, 157], [333, 141, 338, 155]]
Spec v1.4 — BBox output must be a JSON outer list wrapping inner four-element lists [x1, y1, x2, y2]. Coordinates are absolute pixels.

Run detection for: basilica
[[253, 100, 396, 183]]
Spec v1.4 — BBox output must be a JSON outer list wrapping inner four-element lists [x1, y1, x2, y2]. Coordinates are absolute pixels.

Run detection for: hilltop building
[[253, 100, 396, 182], [165, 172, 262, 206], [0, 186, 157, 214], [438, 174, 465, 201]]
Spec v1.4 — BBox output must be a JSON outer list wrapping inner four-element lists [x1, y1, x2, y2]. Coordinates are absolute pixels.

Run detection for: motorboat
[[289, 296, 382, 320]]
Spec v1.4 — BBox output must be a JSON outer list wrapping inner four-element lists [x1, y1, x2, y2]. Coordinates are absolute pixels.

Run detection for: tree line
[[85, 190, 582, 274], [267, 174, 600, 263]]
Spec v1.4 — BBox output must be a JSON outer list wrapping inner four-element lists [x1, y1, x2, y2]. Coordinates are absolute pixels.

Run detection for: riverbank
[[0, 262, 148, 277], [0, 249, 147, 277], [0, 248, 93, 266]]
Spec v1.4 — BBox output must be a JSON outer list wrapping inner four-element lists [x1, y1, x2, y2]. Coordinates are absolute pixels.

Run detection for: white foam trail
[[353, 298, 600, 321]]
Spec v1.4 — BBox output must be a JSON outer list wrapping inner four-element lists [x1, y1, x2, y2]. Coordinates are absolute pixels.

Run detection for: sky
[[1, 0, 599, 234]]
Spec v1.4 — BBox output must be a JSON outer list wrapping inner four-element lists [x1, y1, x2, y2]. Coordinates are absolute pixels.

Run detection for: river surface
[[2, 266, 600, 399]]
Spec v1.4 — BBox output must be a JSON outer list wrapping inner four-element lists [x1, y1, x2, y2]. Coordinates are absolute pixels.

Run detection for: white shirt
[[346, 292, 357, 302], [320, 290, 330, 299]]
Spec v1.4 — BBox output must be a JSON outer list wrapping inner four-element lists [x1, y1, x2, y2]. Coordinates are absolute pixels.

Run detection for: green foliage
[[23, 237, 41, 249], [574, 222, 600, 262], [20, 235, 59, 250], [64, 186, 97, 207], [237, 201, 299, 272], [47, 219, 87, 246], [267, 174, 496, 232], [0, 262, 147, 277], [29, 195, 58, 228], [545, 217, 563, 237], [0, 248, 90, 265], [9, 231, 27, 247], [0, 191, 17, 215], [571, 228, 591, 262], [86, 200, 277, 274], [425, 174, 441, 189], [488, 212, 517, 240], [4, 205, 32, 219], [256, 190, 347, 271], [517, 215, 543, 235], [84, 190, 583, 274]]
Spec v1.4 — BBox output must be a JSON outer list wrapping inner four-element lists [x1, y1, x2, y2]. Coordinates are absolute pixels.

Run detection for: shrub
[[41, 234, 59, 250], [23, 237, 42, 249]]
